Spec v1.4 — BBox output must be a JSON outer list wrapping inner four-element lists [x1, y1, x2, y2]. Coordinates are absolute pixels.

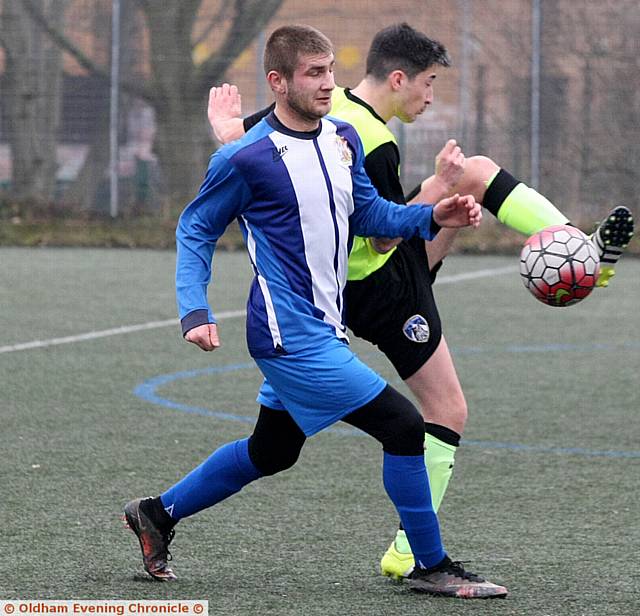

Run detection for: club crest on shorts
[[402, 314, 430, 343]]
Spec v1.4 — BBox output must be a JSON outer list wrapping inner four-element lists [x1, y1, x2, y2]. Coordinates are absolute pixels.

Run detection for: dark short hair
[[264, 25, 334, 79], [366, 23, 450, 80]]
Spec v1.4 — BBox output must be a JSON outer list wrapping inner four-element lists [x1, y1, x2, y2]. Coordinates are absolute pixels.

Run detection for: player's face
[[396, 68, 437, 123], [285, 53, 335, 123]]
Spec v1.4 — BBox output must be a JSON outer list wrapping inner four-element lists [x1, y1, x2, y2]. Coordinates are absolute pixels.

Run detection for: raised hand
[[432, 194, 482, 229], [208, 83, 244, 143], [434, 139, 465, 192]]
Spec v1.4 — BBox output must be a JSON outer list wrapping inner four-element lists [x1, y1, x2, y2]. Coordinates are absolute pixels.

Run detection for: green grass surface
[[1, 248, 639, 615]]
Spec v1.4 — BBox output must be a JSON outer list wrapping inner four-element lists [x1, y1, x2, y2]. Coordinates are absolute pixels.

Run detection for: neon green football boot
[[590, 206, 634, 287], [380, 529, 415, 580]]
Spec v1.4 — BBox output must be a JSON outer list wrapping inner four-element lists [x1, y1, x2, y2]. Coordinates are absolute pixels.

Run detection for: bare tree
[[0, 0, 68, 204], [22, 0, 284, 205]]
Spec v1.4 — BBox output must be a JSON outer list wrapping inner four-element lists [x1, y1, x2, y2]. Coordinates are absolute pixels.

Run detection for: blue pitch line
[[133, 363, 360, 436], [132, 349, 640, 460], [133, 363, 258, 425], [448, 340, 640, 355]]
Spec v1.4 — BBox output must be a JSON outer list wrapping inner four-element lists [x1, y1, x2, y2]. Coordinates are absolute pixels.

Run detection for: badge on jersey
[[402, 314, 430, 343], [336, 135, 353, 166]]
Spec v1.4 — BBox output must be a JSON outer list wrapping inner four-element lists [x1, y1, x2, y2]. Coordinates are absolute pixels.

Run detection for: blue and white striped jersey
[[176, 112, 439, 358]]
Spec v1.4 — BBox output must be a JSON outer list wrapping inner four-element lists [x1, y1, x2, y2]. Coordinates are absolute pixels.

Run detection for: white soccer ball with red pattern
[[520, 225, 600, 307]]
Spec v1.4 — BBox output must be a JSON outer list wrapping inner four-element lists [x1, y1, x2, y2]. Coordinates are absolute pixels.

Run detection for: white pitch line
[[435, 265, 518, 284], [0, 265, 518, 354], [0, 309, 246, 354]]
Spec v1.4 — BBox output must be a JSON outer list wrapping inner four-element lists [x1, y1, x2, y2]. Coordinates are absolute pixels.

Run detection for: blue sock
[[382, 452, 446, 569], [160, 438, 262, 520]]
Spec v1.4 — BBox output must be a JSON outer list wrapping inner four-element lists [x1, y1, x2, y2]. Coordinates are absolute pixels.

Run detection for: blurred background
[[0, 0, 638, 248]]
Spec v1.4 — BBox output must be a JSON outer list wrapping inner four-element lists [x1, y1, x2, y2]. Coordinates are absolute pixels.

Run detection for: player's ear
[[267, 70, 287, 94], [388, 70, 406, 91]]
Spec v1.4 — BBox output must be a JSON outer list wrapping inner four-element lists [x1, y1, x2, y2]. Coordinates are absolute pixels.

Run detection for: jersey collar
[[343, 88, 387, 125], [266, 111, 323, 140]]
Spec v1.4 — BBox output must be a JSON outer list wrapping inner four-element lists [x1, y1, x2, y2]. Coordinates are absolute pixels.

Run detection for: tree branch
[[194, 0, 283, 94], [192, 3, 234, 48], [21, 0, 155, 104]]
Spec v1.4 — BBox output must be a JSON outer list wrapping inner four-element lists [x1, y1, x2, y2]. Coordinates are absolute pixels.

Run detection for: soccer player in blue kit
[[123, 24, 508, 599]]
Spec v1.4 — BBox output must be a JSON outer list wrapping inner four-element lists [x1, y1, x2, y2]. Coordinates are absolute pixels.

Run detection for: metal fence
[[1, 0, 638, 229]]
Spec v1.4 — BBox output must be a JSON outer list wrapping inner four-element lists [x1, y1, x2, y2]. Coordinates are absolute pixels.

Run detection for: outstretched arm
[[369, 139, 466, 255], [351, 157, 481, 239]]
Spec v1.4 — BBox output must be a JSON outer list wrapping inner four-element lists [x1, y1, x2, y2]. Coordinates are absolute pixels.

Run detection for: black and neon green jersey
[[329, 87, 405, 280]]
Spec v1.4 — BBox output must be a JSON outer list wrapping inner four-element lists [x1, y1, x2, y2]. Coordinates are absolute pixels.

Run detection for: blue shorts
[[255, 337, 386, 436]]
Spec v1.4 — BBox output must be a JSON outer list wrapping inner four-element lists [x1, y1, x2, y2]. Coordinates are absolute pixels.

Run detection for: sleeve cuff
[[181, 309, 212, 337], [429, 213, 441, 237]]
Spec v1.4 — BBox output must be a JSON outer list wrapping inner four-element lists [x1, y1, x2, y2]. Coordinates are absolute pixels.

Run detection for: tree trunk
[[154, 97, 212, 205], [63, 104, 111, 213], [2, 0, 66, 204]]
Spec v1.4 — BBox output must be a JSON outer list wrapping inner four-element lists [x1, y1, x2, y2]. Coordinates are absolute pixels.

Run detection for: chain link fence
[[0, 0, 638, 241]]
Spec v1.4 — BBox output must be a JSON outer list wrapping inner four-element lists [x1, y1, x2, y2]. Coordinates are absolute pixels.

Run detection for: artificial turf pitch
[[1, 247, 638, 615]]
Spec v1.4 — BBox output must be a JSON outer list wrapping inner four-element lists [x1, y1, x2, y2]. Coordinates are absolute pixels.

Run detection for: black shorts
[[344, 236, 442, 380]]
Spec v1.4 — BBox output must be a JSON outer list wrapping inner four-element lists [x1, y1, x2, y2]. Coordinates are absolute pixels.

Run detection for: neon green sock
[[488, 172, 569, 237], [424, 432, 457, 513], [393, 529, 412, 554]]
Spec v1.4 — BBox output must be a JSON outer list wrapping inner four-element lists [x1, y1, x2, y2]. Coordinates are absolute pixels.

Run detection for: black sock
[[482, 168, 519, 217], [424, 422, 461, 448]]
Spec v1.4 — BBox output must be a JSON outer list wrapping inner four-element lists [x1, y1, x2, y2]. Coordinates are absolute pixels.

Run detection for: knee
[[421, 392, 468, 434], [462, 156, 500, 201], [465, 155, 499, 178], [384, 407, 425, 456], [248, 434, 304, 476], [415, 386, 468, 434]]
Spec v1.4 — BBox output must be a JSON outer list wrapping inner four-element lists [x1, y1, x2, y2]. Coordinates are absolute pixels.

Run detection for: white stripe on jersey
[[268, 127, 350, 340], [317, 122, 354, 321], [243, 216, 283, 349]]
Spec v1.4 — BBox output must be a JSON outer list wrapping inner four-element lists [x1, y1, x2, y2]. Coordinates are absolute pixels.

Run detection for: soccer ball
[[520, 225, 600, 307]]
